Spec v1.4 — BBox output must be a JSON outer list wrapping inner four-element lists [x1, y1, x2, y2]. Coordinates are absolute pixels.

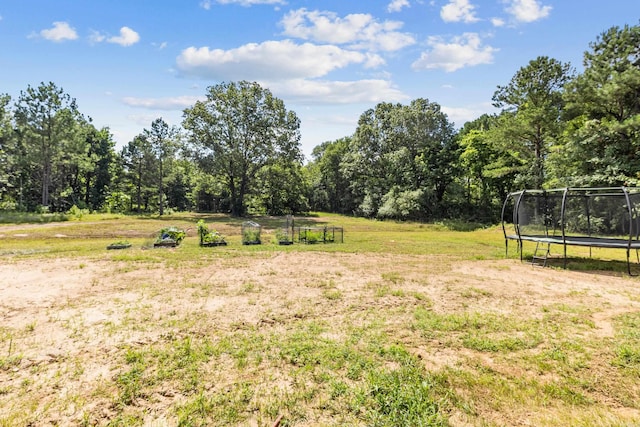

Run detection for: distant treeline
[[0, 24, 638, 222]]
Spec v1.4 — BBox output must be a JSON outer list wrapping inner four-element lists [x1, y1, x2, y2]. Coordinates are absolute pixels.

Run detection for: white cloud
[[266, 79, 408, 104], [505, 0, 551, 23], [387, 0, 410, 13], [122, 80, 406, 116], [39, 21, 78, 42], [123, 96, 205, 110], [108, 27, 140, 46], [200, 0, 212, 9], [491, 17, 505, 27], [412, 33, 497, 72], [89, 30, 106, 44], [153, 41, 168, 50], [280, 9, 415, 52], [176, 40, 384, 81], [441, 0, 479, 23], [441, 102, 497, 126]]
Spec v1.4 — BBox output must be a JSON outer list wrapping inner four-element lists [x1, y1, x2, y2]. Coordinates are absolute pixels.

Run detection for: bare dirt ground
[[1, 247, 640, 425]]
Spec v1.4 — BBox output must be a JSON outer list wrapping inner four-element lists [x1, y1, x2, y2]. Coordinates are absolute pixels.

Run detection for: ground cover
[[0, 213, 639, 426]]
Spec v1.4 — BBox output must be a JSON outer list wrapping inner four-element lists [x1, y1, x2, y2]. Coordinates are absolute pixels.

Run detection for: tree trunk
[[159, 159, 164, 216], [136, 162, 142, 213]]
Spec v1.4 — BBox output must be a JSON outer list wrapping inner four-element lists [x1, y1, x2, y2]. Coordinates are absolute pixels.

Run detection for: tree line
[[0, 24, 638, 222]]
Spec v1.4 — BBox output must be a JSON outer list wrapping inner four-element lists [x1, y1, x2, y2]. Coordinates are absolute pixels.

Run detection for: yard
[[0, 213, 639, 426]]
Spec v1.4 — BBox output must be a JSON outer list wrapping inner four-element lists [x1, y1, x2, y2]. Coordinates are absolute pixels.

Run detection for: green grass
[[1, 212, 640, 426]]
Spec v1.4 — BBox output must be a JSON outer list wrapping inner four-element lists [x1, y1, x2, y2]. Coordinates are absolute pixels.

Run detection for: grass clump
[[612, 312, 640, 373]]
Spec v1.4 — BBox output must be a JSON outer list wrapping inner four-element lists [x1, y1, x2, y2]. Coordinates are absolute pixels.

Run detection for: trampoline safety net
[[502, 187, 640, 274]]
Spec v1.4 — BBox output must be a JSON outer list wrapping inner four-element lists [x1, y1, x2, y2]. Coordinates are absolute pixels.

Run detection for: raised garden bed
[[154, 226, 185, 248], [276, 215, 295, 245], [197, 220, 228, 247], [242, 221, 261, 245], [107, 241, 132, 250]]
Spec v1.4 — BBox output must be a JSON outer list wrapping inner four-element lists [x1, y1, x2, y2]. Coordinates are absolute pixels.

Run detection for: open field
[[1, 213, 639, 426]]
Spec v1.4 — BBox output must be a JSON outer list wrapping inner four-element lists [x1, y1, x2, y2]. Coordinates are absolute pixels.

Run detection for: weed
[[323, 289, 343, 300]]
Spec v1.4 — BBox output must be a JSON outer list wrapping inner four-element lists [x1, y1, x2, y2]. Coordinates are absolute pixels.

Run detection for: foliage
[[558, 24, 640, 187], [197, 219, 226, 245], [183, 81, 303, 217], [306, 137, 354, 213], [242, 228, 261, 244], [143, 118, 180, 216], [66, 204, 89, 220], [156, 226, 186, 245], [491, 56, 574, 188], [341, 98, 457, 220], [105, 191, 131, 214], [2, 24, 640, 221]]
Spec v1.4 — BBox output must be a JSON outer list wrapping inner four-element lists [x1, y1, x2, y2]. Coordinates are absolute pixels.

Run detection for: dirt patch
[[1, 252, 639, 425]]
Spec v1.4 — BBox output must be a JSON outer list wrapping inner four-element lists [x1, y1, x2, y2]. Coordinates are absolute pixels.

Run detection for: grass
[[0, 212, 639, 425]]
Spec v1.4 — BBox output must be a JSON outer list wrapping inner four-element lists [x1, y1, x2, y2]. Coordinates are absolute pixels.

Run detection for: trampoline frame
[[502, 187, 640, 275]]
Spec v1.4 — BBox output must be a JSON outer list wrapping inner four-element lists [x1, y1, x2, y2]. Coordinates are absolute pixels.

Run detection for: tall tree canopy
[[306, 137, 354, 214], [183, 81, 302, 216], [144, 118, 180, 216], [559, 24, 640, 186], [492, 56, 574, 188], [13, 82, 82, 209], [0, 94, 16, 207], [342, 99, 457, 220]]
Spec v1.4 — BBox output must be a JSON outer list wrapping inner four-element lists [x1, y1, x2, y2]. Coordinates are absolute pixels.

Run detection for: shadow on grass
[[524, 255, 639, 276], [440, 219, 493, 232], [0, 211, 69, 224]]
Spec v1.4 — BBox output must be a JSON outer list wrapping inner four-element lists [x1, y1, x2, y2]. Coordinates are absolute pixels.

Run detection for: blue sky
[[1, 0, 638, 158]]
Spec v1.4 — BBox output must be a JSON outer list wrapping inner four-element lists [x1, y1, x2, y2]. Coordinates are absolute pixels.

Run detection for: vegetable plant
[[155, 226, 186, 247], [197, 220, 227, 246]]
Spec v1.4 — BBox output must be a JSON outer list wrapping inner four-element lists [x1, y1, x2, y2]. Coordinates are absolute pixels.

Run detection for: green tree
[[559, 24, 640, 186], [492, 56, 573, 188], [14, 82, 81, 209], [0, 94, 16, 208], [255, 160, 308, 215], [456, 114, 519, 220], [84, 126, 116, 211], [165, 158, 196, 211], [144, 118, 179, 216], [306, 137, 353, 213], [121, 134, 156, 213], [183, 81, 302, 216], [343, 99, 457, 219]]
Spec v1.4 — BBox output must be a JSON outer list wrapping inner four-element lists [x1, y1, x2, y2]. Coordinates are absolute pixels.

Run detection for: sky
[[1, 0, 639, 159]]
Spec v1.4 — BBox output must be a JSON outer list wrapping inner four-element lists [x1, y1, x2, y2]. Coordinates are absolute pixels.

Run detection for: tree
[[165, 158, 197, 211], [342, 99, 457, 220], [121, 134, 155, 213], [183, 81, 302, 216], [255, 161, 308, 215], [84, 126, 116, 211], [14, 82, 81, 209], [492, 56, 573, 188], [306, 137, 353, 213], [0, 94, 16, 208], [143, 118, 179, 216], [559, 24, 640, 186]]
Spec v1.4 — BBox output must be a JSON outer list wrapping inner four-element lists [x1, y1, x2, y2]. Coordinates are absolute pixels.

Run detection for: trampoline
[[502, 187, 640, 274]]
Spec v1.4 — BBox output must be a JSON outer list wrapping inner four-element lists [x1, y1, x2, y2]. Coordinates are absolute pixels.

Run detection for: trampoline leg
[[563, 244, 567, 269], [627, 249, 637, 276], [519, 240, 523, 262]]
